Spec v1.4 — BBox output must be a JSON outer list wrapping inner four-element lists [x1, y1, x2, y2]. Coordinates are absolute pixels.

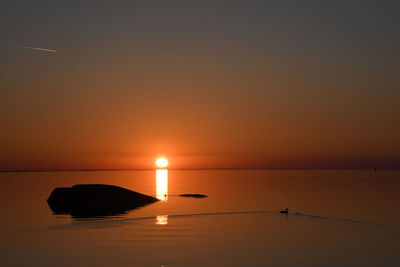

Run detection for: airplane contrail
[[19, 46, 58, 53]]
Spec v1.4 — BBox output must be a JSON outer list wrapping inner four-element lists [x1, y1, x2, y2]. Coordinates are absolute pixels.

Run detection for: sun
[[155, 157, 169, 168]]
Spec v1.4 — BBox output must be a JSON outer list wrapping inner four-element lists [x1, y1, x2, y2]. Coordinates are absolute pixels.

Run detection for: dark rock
[[179, 194, 208, 198], [47, 184, 158, 218]]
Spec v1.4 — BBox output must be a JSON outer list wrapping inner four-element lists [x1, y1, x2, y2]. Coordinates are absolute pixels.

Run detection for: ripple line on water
[[35, 210, 399, 232]]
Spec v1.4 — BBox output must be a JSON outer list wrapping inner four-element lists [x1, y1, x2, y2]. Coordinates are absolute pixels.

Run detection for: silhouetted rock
[[47, 184, 158, 218], [179, 194, 208, 198]]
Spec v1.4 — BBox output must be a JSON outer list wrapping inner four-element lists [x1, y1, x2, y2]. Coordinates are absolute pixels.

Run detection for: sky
[[0, 0, 399, 170]]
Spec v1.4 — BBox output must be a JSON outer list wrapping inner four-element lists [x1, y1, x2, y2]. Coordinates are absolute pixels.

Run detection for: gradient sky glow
[[1, 0, 399, 170]]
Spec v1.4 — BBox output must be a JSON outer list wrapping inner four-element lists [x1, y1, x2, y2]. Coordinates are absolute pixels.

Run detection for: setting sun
[[155, 157, 169, 168]]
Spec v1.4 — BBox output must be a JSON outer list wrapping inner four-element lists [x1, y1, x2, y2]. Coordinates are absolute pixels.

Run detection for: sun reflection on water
[[156, 169, 168, 201], [156, 215, 168, 225]]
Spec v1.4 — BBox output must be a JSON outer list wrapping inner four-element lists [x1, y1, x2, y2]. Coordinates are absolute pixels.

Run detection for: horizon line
[[0, 167, 397, 173]]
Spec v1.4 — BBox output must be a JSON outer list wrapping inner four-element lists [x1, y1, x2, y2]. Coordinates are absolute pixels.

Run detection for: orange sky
[[0, 1, 399, 170]]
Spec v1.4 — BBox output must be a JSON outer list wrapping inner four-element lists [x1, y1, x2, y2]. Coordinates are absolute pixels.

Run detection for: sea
[[1, 169, 399, 266]]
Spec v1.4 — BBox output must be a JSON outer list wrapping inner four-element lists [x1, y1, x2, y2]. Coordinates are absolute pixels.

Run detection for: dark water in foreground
[[1, 169, 400, 266]]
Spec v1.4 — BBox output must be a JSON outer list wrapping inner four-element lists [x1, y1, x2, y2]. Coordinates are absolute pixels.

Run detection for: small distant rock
[[179, 194, 208, 198]]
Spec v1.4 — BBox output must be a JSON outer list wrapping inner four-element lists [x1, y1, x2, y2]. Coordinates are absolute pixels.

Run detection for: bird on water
[[280, 208, 289, 214]]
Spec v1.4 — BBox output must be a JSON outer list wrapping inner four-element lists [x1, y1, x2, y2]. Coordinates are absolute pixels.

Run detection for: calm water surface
[[1, 169, 399, 266]]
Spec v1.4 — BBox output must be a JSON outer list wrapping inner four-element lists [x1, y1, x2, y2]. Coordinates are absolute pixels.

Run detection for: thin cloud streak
[[19, 46, 58, 53]]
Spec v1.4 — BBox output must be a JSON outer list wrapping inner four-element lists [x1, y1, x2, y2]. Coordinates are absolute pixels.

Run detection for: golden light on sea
[[156, 215, 168, 225], [155, 157, 168, 201], [156, 169, 168, 201]]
